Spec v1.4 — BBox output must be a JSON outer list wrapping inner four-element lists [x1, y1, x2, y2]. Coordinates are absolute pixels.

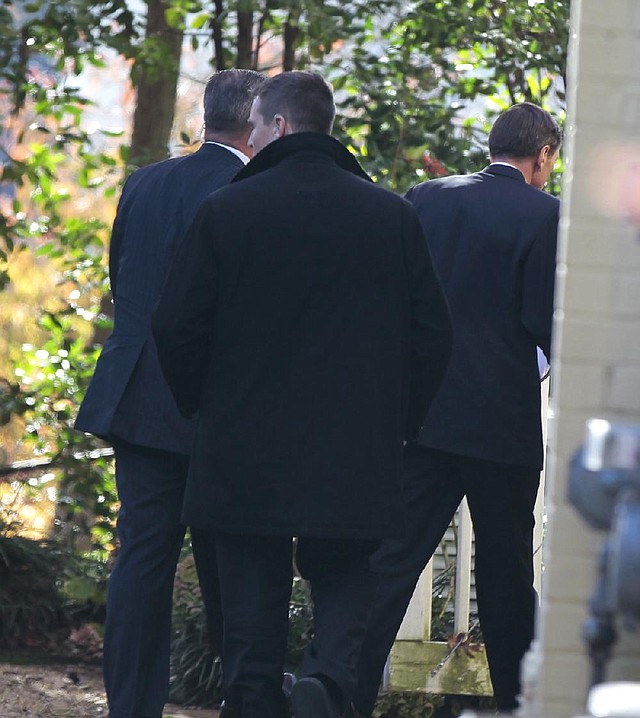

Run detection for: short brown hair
[[255, 71, 335, 135], [489, 102, 562, 159]]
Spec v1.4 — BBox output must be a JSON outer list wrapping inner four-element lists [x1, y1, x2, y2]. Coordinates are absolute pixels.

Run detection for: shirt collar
[[204, 141, 250, 165], [489, 161, 525, 180]]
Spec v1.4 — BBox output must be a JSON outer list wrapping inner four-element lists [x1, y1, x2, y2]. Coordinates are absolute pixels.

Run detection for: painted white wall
[[522, 2, 640, 716]]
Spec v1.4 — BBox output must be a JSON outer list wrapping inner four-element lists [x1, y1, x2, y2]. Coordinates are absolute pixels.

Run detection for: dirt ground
[[0, 661, 219, 718]]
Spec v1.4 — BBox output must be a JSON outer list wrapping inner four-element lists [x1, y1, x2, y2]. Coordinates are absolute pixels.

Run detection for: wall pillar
[[522, 2, 640, 716]]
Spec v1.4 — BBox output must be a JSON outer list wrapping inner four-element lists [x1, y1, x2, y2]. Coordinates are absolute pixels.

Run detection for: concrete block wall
[[522, 1, 640, 717]]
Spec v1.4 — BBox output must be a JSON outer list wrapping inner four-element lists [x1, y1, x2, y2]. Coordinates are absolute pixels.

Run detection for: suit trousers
[[105, 439, 220, 718], [214, 534, 379, 718], [354, 444, 540, 714]]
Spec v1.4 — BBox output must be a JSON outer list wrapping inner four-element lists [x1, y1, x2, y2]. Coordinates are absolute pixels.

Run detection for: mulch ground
[[0, 660, 218, 718]]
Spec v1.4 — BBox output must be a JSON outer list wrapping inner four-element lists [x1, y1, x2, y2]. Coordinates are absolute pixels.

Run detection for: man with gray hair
[[75, 68, 265, 718]]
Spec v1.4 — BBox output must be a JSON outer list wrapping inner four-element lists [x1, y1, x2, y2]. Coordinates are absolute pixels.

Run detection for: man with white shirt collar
[[354, 102, 562, 715], [74, 69, 265, 718]]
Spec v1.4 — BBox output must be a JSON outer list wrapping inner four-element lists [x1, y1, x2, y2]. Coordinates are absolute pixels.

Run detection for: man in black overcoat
[[74, 69, 266, 718], [353, 103, 562, 714], [151, 71, 453, 718]]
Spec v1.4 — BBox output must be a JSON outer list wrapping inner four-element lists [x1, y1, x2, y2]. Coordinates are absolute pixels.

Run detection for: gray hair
[[203, 69, 266, 134]]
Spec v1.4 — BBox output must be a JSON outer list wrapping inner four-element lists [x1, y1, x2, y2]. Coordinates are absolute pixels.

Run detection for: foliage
[[0, 507, 107, 649], [0, 515, 68, 647], [12, 322, 118, 554], [0, 1, 134, 114], [0, 1, 122, 550], [327, 0, 569, 191], [0, 146, 119, 550]]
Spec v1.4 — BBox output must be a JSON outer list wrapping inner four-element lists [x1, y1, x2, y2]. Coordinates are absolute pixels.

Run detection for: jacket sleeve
[[151, 200, 218, 418], [402, 204, 453, 440], [521, 204, 559, 360]]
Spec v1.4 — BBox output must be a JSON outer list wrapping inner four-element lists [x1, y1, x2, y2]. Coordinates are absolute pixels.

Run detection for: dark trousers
[[215, 534, 379, 718], [354, 444, 540, 714], [105, 440, 221, 718]]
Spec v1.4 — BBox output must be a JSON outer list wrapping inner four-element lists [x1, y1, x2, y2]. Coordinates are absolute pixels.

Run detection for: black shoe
[[291, 676, 343, 718]]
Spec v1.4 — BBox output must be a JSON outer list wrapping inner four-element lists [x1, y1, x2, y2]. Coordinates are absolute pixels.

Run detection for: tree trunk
[[236, 3, 254, 69], [211, 0, 226, 72], [128, 0, 184, 168], [94, 0, 183, 339], [283, 8, 300, 72]]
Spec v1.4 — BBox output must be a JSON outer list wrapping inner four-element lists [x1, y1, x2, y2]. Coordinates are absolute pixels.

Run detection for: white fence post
[[396, 559, 434, 641], [454, 498, 472, 633]]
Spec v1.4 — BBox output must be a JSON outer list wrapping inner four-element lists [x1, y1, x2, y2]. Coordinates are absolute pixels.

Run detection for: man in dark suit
[[353, 103, 562, 715], [74, 69, 266, 718], [151, 71, 453, 718]]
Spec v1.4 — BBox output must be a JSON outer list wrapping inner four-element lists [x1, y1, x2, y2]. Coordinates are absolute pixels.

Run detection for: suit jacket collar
[[482, 163, 527, 183], [232, 132, 372, 184]]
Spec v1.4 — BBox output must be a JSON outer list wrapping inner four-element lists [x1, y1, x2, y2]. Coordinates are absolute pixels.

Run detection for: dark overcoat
[[152, 133, 452, 538], [74, 144, 245, 453], [406, 164, 560, 469]]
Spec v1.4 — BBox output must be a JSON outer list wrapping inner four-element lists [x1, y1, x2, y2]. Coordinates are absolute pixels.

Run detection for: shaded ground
[[0, 660, 218, 718], [0, 659, 497, 718]]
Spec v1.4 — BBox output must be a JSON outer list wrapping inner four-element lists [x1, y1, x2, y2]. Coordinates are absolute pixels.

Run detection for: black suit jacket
[[75, 143, 245, 454], [152, 133, 452, 538], [406, 163, 559, 470]]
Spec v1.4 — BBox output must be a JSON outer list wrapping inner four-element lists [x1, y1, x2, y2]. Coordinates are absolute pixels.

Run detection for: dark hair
[[203, 69, 266, 134], [488, 102, 562, 159], [255, 71, 335, 134]]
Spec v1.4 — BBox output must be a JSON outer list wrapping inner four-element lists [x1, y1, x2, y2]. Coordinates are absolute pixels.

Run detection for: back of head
[[203, 69, 266, 135], [255, 71, 335, 134], [489, 102, 562, 160]]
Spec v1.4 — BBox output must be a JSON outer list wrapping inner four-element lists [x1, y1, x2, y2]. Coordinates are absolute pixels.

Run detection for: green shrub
[[0, 509, 109, 652], [0, 518, 70, 647]]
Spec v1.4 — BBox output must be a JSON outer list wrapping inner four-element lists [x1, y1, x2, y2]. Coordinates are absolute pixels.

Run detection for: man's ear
[[536, 144, 551, 169], [273, 114, 288, 139]]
